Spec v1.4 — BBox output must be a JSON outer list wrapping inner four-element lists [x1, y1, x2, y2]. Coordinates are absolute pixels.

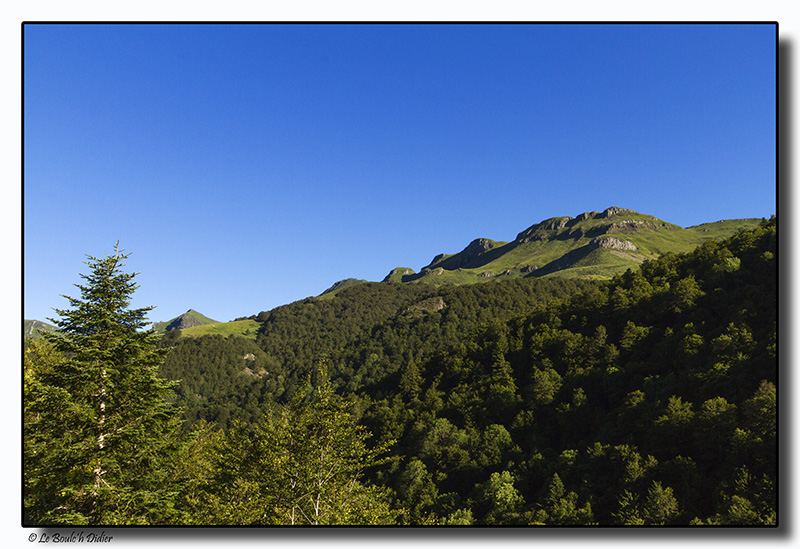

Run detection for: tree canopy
[[25, 219, 777, 525]]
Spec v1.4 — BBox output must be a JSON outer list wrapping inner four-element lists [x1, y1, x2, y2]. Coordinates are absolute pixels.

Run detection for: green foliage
[[351, 218, 776, 525], [27, 217, 775, 526], [642, 481, 681, 524], [161, 277, 593, 430], [533, 473, 594, 525], [473, 471, 526, 525], [158, 334, 283, 428], [25, 244, 182, 525], [197, 365, 399, 525]]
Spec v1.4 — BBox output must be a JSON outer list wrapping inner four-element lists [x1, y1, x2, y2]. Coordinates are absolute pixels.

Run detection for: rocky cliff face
[[423, 237, 505, 271], [515, 216, 575, 242], [452, 238, 499, 267], [590, 236, 638, 251], [600, 206, 632, 218]]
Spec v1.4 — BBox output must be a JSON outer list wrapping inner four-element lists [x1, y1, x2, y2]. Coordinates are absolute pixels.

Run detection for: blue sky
[[23, 23, 776, 324]]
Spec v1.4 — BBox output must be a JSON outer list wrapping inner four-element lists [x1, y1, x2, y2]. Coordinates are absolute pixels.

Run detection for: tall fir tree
[[24, 243, 181, 525]]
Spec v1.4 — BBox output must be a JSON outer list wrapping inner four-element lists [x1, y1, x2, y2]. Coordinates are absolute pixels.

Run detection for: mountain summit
[[153, 309, 218, 333], [384, 207, 761, 284]]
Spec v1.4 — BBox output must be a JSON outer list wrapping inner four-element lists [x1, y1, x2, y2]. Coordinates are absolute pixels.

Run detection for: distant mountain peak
[[377, 207, 761, 286], [319, 278, 368, 296], [23, 319, 57, 340], [153, 310, 218, 333], [383, 268, 416, 283]]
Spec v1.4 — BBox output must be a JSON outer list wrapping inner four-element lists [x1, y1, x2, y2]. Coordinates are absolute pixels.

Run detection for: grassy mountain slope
[[178, 319, 260, 340], [388, 207, 762, 285], [153, 309, 218, 333], [23, 319, 57, 339], [156, 208, 763, 344]]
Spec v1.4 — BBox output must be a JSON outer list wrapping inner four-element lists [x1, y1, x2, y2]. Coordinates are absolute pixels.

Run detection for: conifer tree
[[24, 243, 181, 525]]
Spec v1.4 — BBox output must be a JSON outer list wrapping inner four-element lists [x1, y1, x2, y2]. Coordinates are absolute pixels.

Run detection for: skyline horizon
[[24, 23, 777, 324], [26, 204, 773, 325]]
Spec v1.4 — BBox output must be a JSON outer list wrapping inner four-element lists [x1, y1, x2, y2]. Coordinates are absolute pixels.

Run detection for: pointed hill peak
[[383, 267, 416, 283], [319, 278, 368, 297], [153, 309, 218, 333]]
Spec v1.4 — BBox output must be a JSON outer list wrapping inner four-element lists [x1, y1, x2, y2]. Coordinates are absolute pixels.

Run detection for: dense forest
[[24, 218, 776, 526], [158, 276, 595, 427]]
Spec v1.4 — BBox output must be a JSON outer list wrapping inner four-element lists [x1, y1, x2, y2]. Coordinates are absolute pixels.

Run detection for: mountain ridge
[[24, 207, 766, 340], [384, 207, 762, 285]]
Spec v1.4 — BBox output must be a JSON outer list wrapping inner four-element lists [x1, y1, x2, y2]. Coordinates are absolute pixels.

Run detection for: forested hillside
[[24, 219, 776, 526], [154, 218, 775, 525], [158, 277, 595, 428], [355, 218, 776, 525]]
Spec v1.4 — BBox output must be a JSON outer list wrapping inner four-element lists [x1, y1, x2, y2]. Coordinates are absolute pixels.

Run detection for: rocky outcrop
[[576, 211, 599, 221], [540, 216, 574, 230], [516, 216, 574, 243], [382, 267, 416, 282], [400, 296, 447, 318], [431, 238, 500, 269], [607, 220, 663, 233], [241, 366, 267, 378], [589, 236, 638, 251], [464, 238, 496, 256], [516, 208, 647, 242], [601, 206, 632, 218]]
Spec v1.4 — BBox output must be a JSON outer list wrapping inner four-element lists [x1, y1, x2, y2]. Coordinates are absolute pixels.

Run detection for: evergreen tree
[[24, 243, 181, 525]]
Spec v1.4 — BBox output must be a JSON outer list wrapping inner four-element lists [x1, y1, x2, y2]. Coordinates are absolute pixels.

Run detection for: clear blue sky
[[23, 23, 776, 324]]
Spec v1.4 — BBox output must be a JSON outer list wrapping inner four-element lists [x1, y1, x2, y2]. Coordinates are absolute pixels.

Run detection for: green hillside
[[388, 207, 762, 285], [152, 218, 776, 525], [23, 319, 57, 340], [153, 310, 260, 340], [161, 208, 763, 345], [178, 319, 260, 340], [27, 215, 776, 526], [153, 309, 218, 333]]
